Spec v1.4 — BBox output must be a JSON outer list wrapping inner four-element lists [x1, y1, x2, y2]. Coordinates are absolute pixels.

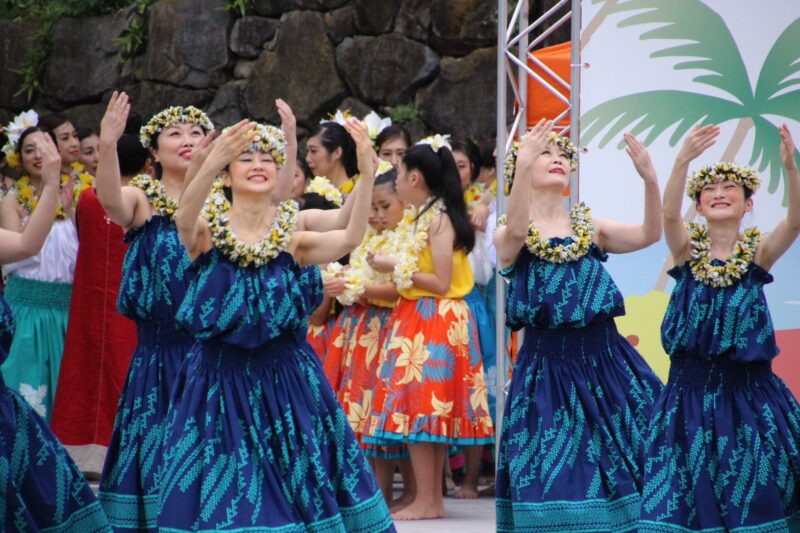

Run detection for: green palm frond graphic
[[580, 0, 800, 204]]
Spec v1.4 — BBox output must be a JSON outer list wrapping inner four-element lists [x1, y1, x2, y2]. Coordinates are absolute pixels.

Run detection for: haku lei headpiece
[[139, 106, 213, 149], [687, 222, 761, 288], [417, 134, 452, 153], [2, 110, 40, 170], [224, 122, 287, 169], [686, 162, 760, 199], [503, 130, 578, 195], [499, 202, 593, 263]]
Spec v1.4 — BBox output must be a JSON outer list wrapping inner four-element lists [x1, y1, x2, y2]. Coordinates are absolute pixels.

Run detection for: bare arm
[[663, 125, 720, 264], [363, 282, 399, 303], [594, 134, 662, 253], [410, 214, 455, 295], [756, 125, 800, 271], [494, 119, 551, 268], [271, 99, 297, 205]]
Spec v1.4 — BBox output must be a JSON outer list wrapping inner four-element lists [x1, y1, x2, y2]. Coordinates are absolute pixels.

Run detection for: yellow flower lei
[[305, 174, 360, 206], [327, 227, 395, 305], [129, 174, 179, 217], [390, 198, 445, 289], [464, 182, 488, 209], [205, 195, 298, 268], [687, 222, 761, 288], [499, 202, 594, 263], [14, 163, 93, 220], [503, 131, 578, 195], [686, 162, 761, 199]]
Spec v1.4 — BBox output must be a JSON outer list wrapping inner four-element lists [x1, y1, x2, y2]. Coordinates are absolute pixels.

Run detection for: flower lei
[[686, 162, 761, 199], [306, 176, 344, 206], [503, 131, 578, 195], [14, 162, 93, 220], [390, 198, 445, 289], [498, 202, 593, 263], [205, 196, 298, 268], [323, 226, 392, 305], [139, 106, 213, 149], [2, 109, 39, 170], [464, 182, 488, 209], [129, 174, 179, 217], [687, 222, 761, 288]]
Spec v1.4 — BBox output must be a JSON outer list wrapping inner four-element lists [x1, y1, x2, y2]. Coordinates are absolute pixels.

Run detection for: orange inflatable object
[[526, 42, 571, 129]]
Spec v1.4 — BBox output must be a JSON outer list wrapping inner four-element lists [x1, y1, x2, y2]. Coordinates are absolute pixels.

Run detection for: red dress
[[51, 188, 137, 476]]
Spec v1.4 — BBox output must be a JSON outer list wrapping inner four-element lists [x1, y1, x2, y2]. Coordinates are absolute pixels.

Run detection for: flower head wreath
[[139, 106, 214, 149], [223, 123, 287, 169], [2, 110, 40, 170], [502, 130, 578, 195], [417, 134, 452, 153], [686, 162, 761, 200]]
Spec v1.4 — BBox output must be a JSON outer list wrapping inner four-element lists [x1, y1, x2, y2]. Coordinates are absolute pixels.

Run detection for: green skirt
[[0, 274, 72, 423]]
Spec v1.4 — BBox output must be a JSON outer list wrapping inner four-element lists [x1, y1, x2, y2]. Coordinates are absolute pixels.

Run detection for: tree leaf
[[608, 0, 753, 103], [755, 18, 800, 102], [581, 91, 743, 149], [749, 117, 790, 206]]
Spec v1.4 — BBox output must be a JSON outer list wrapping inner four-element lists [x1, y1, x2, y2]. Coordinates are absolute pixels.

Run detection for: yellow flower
[[396, 332, 430, 385], [431, 392, 454, 417]]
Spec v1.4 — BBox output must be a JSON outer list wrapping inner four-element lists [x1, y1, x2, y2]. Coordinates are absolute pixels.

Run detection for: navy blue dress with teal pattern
[[0, 295, 111, 531], [157, 248, 395, 532], [495, 241, 663, 533], [640, 261, 800, 532], [99, 215, 194, 531]]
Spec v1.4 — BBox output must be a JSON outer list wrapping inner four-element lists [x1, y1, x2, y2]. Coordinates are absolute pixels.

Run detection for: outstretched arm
[[594, 134, 662, 253], [271, 99, 297, 204], [662, 124, 720, 264], [95, 91, 150, 229], [756, 125, 800, 271], [0, 135, 61, 263], [494, 119, 551, 268]]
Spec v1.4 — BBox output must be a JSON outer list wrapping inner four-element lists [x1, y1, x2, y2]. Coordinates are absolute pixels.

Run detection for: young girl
[[377, 125, 412, 169], [640, 124, 800, 531], [306, 120, 359, 201], [0, 133, 110, 531], [365, 135, 495, 520], [0, 111, 91, 421], [159, 118, 394, 531], [493, 120, 664, 532]]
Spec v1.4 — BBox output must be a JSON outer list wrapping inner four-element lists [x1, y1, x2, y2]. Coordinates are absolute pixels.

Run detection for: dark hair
[[403, 144, 474, 253], [374, 168, 397, 191], [376, 125, 411, 151], [76, 127, 97, 142], [308, 122, 358, 177], [451, 138, 481, 183], [298, 192, 338, 211], [124, 111, 143, 136], [296, 157, 313, 181], [117, 134, 149, 177], [16, 126, 45, 155], [40, 113, 72, 145], [479, 142, 495, 169]]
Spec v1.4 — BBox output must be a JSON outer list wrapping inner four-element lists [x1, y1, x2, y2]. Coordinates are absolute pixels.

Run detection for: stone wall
[[0, 0, 567, 147]]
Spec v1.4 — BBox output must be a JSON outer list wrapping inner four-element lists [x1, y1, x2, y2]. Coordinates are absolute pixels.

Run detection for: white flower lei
[[323, 227, 390, 305], [687, 222, 761, 288], [498, 202, 594, 263], [391, 198, 445, 289], [305, 176, 343, 207]]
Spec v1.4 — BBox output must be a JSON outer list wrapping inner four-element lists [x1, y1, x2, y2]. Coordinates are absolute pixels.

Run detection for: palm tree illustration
[[580, 0, 800, 288]]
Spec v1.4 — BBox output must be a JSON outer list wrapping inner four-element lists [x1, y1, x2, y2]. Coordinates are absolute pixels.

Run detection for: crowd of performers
[[0, 88, 798, 532]]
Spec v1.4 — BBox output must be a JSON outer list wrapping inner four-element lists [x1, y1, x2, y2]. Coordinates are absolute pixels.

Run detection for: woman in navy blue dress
[[640, 124, 800, 532], [493, 120, 664, 532], [158, 118, 394, 531]]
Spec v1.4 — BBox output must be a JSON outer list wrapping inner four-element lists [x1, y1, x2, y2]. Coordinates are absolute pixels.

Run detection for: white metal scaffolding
[[494, 0, 582, 435]]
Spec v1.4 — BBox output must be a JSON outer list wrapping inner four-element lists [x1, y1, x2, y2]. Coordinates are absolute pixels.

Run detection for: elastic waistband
[[668, 357, 773, 388], [521, 319, 620, 358], [197, 332, 310, 371], [4, 275, 72, 310], [136, 321, 194, 347]]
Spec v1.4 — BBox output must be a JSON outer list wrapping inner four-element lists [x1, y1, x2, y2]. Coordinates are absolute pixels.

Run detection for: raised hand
[[36, 135, 62, 188], [204, 120, 257, 171], [624, 133, 657, 182], [676, 124, 719, 164], [344, 118, 375, 178], [516, 119, 553, 171], [276, 99, 296, 139], [185, 130, 216, 182], [779, 124, 798, 171], [100, 91, 131, 145]]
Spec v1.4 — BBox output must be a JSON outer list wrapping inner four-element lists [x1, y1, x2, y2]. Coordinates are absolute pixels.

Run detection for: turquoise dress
[[0, 294, 111, 531], [640, 261, 800, 532], [157, 247, 395, 531], [99, 215, 193, 531], [495, 242, 663, 532]]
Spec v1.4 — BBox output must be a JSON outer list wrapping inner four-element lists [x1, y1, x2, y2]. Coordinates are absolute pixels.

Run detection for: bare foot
[[389, 491, 415, 513], [391, 500, 445, 520], [454, 485, 479, 499], [478, 483, 495, 497]]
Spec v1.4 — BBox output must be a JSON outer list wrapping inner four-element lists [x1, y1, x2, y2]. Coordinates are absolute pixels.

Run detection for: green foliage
[[223, 0, 253, 16], [391, 104, 419, 125], [116, 0, 158, 59]]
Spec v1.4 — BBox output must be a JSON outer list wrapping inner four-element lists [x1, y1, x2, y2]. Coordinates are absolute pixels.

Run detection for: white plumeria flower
[[417, 134, 452, 153], [19, 383, 47, 418], [363, 111, 392, 141], [3, 109, 39, 156]]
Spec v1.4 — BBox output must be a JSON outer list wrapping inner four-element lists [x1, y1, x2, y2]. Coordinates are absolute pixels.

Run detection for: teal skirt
[[0, 275, 72, 423]]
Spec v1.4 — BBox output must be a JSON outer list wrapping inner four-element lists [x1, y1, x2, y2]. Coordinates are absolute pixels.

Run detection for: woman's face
[[453, 150, 473, 190], [290, 165, 307, 199], [378, 137, 408, 169], [696, 181, 752, 222], [79, 133, 100, 175], [20, 131, 50, 179], [225, 151, 278, 197], [53, 121, 80, 165], [305, 134, 337, 177], [152, 122, 205, 175], [529, 142, 571, 191]]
